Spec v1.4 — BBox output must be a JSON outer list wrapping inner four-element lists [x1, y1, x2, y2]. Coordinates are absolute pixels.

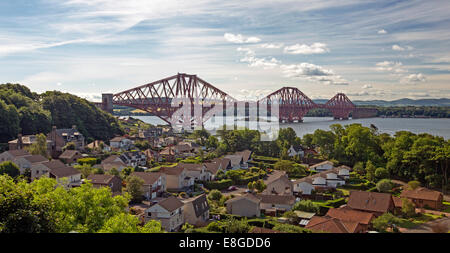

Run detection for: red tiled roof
[[400, 187, 443, 202], [347, 191, 393, 213], [306, 216, 350, 233], [326, 208, 374, 225]]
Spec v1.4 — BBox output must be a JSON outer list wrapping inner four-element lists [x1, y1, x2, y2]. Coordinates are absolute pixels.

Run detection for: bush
[[208, 189, 223, 201], [376, 179, 393, 193], [77, 157, 98, 166], [292, 200, 320, 213], [206, 221, 222, 232], [202, 179, 233, 190]]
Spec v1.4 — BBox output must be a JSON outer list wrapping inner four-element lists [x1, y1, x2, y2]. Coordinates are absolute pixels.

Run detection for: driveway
[[399, 217, 450, 233], [221, 185, 248, 196]]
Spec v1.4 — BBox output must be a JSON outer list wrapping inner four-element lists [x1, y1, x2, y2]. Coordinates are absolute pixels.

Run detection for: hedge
[[202, 179, 233, 190], [77, 157, 99, 166]]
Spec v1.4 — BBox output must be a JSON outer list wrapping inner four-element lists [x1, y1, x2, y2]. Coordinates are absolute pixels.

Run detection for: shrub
[[292, 200, 320, 213], [202, 179, 233, 190], [376, 179, 393, 193], [77, 157, 98, 166], [208, 189, 223, 201], [206, 221, 222, 232]]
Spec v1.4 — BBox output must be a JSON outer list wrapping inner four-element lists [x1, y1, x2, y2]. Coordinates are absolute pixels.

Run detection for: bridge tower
[[102, 93, 114, 114]]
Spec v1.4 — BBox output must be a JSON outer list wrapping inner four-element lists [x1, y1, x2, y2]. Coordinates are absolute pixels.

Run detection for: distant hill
[[313, 98, 450, 107]]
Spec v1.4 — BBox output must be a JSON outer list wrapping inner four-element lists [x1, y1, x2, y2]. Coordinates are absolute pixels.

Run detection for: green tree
[[365, 161, 377, 182], [0, 100, 20, 143], [372, 213, 401, 232], [376, 179, 393, 193], [74, 164, 93, 179], [353, 162, 365, 176], [126, 175, 144, 203], [63, 142, 76, 151], [0, 161, 20, 178], [222, 217, 250, 233], [292, 200, 320, 213], [401, 198, 416, 217], [407, 180, 421, 190], [26, 133, 49, 158], [375, 167, 389, 179], [254, 179, 267, 193], [98, 213, 163, 233], [208, 189, 223, 201]]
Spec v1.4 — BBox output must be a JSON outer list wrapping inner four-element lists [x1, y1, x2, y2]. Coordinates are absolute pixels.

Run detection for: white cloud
[[392, 44, 405, 51], [283, 42, 330, 55], [224, 33, 261, 44], [401, 73, 426, 83], [280, 63, 348, 85], [259, 43, 284, 49], [392, 44, 413, 51], [375, 61, 406, 73], [362, 84, 372, 89], [378, 29, 387, 34]]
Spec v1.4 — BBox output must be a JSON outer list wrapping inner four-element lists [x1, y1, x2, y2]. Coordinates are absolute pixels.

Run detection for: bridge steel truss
[[106, 73, 360, 125]]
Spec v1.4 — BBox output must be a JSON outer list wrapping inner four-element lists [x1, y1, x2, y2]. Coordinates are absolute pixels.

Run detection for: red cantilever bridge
[[96, 73, 376, 125]]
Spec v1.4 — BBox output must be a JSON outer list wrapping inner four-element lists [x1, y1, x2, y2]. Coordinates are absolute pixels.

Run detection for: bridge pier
[[101, 93, 113, 114]]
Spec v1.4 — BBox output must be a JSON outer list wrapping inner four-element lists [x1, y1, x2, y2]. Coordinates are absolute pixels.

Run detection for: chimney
[[72, 125, 76, 130], [17, 134, 23, 150]]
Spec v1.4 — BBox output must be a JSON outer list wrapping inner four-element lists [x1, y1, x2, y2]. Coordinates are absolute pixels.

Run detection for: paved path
[[416, 208, 450, 217], [399, 217, 450, 233]]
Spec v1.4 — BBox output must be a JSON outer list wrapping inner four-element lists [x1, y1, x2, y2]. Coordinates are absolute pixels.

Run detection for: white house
[[48, 166, 82, 188], [109, 136, 133, 151], [293, 180, 315, 195], [333, 165, 351, 179], [13, 155, 48, 174], [145, 196, 185, 232], [309, 161, 334, 172]]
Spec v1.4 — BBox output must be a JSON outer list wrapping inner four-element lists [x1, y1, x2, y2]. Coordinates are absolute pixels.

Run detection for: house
[[31, 159, 66, 181], [305, 216, 360, 233], [144, 149, 162, 163], [176, 163, 209, 181], [49, 166, 82, 188], [287, 145, 304, 157], [256, 194, 296, 214], [161, 144, 194, 158], [225, 194, 261, 217], [325, 207, 375, 232], [85, 140, 111, 153], [109, 136, 132, 151], [346, 191, 395, 216], [12, 155, 48, 174], [293, 178, 316, 195], [400, 187, 444, 210], [309, 161, 334, 172], [235, 150, 252, 169], [203, 162, 221, 180], [212, 157, 232, 171], [59, 150, 82, 165], [87, 174, 122, 193], [262, 170, 293, 195], [120, 151, 147, 167], [159, 166, 194, 191], [8, 134, 53, 152], [145, 196, 185, 232], [0, 149, 31, 163], [130, 172, 166, 200], [48, 125, 85, 158], [183, 194, 210, 226], [292, 169, 347, 195], [333, 165, 351, 179], [224, 155, 244, 170]]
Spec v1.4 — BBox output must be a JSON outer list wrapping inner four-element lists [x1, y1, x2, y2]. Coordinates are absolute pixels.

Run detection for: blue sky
[[1, 0, 449, 101]]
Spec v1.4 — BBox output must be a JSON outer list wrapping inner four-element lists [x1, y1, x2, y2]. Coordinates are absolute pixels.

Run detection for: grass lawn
[[148, 162, 178, 172], [337, 188, 350, 196], [397, 213, 442, 229]]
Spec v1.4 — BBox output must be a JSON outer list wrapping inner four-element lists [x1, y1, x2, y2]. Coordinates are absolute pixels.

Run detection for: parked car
[[227, 186, 237, 191]]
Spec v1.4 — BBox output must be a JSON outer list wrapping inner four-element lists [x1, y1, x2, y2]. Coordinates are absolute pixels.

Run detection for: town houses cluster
[[0, 120, 447, 233]]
